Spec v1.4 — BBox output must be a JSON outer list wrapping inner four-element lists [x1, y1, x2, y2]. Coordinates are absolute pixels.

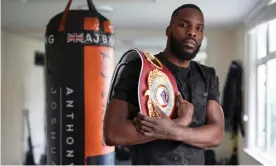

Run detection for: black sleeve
[[207, 68, 220, 103], [110, 59, 141, 107]]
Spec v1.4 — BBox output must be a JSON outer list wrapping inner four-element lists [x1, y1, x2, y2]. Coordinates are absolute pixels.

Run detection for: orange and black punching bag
[[45, 0, 115, 165]]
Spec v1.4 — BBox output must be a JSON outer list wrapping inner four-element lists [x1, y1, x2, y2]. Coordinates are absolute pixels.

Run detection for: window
[[268, 0, 276, 6], [194, 51, 208, 65], [248, 18, 276, 160], [268, 20, 276, 53], [266, 58, 276, 156], [194, 37, 208, 65]]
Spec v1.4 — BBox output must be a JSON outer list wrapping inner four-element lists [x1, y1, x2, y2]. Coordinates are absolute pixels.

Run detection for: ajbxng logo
[[66, 32, 115, 47]]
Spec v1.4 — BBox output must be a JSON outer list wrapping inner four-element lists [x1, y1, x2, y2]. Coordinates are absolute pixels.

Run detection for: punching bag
[[45, 0, 115, 165]]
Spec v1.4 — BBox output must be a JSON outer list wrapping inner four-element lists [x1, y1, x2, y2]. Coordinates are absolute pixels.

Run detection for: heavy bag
[[45, 0, 115, 165]]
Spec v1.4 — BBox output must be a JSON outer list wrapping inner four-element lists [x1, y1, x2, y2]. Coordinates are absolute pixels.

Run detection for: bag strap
[[58, 0, 97, 31]]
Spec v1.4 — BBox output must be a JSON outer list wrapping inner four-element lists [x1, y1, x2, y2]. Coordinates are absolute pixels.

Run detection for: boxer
[[104, 4, 224, 165]]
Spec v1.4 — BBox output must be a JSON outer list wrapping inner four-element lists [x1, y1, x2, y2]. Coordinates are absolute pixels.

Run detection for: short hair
[[171, 4, 202, 18]]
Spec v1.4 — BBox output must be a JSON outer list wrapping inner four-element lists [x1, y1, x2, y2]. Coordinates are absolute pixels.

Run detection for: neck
[[163, 48, 190, 68]]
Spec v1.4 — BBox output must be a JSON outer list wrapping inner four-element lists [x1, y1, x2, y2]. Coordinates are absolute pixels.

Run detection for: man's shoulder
[[117, 50, 142, 72], [191, 61, 217, 78], [118, 49, 160, 72], [124, 58, 141, 68]]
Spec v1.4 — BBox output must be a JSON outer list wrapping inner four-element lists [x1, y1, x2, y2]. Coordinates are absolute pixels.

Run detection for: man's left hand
[[134, 104, 176, 139]]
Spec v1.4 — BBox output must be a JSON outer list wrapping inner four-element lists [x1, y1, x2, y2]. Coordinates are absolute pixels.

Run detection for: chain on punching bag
[[45, 0, 115, 165]]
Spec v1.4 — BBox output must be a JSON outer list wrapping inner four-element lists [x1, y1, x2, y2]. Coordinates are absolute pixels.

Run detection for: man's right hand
[[174, 92, 194, 127]]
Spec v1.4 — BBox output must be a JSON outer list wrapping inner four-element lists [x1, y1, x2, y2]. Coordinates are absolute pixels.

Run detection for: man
[[104, 4, 224, 165]]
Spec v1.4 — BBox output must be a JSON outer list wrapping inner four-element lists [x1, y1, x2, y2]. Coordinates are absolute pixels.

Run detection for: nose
[[187, 27, 196, 38]]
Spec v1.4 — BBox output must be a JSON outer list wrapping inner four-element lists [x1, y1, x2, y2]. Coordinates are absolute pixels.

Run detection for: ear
[[166, 26, 170, 36]]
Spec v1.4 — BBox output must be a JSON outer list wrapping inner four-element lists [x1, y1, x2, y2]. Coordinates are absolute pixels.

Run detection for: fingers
[[141, 131, 167, 139], [134, 113, 169, 140], [144, 116, 158, 124], [140, 119, 155, 128], [134, 114, 144, 129], [152, 102, 168, 118], [137, 112, 156, 122], [135, 117, 155, 136], [175, 91, 187, 108], [177, 100, 194, 121], [140, 131, 155, 137], [135, 113, 159, 132], [136, 122, 153, 134], [137, 126, 162, 139], [183, 100, 190, 104], [135, 113, 157, 129], [175, 91, 191, 104], [140, 125, 153, 132], [134, 114, 144, 124], [176, 91, 184, 104], [175, 92, 180, 107]]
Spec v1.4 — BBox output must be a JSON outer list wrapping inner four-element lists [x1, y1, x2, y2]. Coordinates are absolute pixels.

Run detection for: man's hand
[[174, 92, 194, 126], [134, 104, 175, 140], [134, 92, 194, 139]]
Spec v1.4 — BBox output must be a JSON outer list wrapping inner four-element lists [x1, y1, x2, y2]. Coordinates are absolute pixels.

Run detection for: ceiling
[[2, 0, 261, 49]]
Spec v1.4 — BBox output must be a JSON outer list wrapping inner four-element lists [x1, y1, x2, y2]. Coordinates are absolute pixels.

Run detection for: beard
[[169, 32, 201, 60]]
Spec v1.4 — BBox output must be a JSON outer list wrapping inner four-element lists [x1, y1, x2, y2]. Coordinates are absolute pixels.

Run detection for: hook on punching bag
[[45, 0, 115, 165], [87, 0, 97, 11]]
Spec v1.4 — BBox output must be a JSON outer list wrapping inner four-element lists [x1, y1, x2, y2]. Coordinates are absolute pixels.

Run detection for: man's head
[[166, 4, 204, 61]]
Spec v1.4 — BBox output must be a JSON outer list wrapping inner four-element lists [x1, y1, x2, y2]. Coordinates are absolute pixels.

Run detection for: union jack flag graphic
[[67, 33, 84, 43]]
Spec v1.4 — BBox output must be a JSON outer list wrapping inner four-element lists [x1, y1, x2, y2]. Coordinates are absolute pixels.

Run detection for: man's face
[[168, 8, 204, 60]]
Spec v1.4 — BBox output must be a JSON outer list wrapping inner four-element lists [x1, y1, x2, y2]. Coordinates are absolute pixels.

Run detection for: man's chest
[[175, 73, 209, 126]]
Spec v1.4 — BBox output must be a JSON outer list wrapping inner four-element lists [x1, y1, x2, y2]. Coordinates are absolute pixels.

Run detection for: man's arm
[[103, 59, 154, 146], [138, 100, 224, 148], [104, 99, 155, 146], [104, 94, 190, 146], [172, 93, 194, 127], [137, 67, 224, 148], [169, 100, 224, 148], [169, 68, 224, 148]]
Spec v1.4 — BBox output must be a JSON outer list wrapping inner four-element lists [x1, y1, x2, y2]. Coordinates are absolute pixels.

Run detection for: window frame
[[245, 18, 276, 165]]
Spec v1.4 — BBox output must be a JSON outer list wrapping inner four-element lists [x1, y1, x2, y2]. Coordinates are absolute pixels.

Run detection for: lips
[[183, 38, 196, 48]]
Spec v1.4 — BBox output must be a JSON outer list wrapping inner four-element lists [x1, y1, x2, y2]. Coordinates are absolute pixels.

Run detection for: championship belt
[[137, 50, 178, 118], [107, 48, 178, 118]]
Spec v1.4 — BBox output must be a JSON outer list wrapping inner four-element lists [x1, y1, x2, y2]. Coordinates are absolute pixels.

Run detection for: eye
[[197, 27, 203, 32], [179, 23, 188, 28]]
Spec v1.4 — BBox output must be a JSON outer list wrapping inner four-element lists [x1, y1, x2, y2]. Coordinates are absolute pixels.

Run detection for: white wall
[[209, 26, 262, 165], [204, 28, 237, 162], [204, 28, 236, 93], [1, 30, 45, 164]]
